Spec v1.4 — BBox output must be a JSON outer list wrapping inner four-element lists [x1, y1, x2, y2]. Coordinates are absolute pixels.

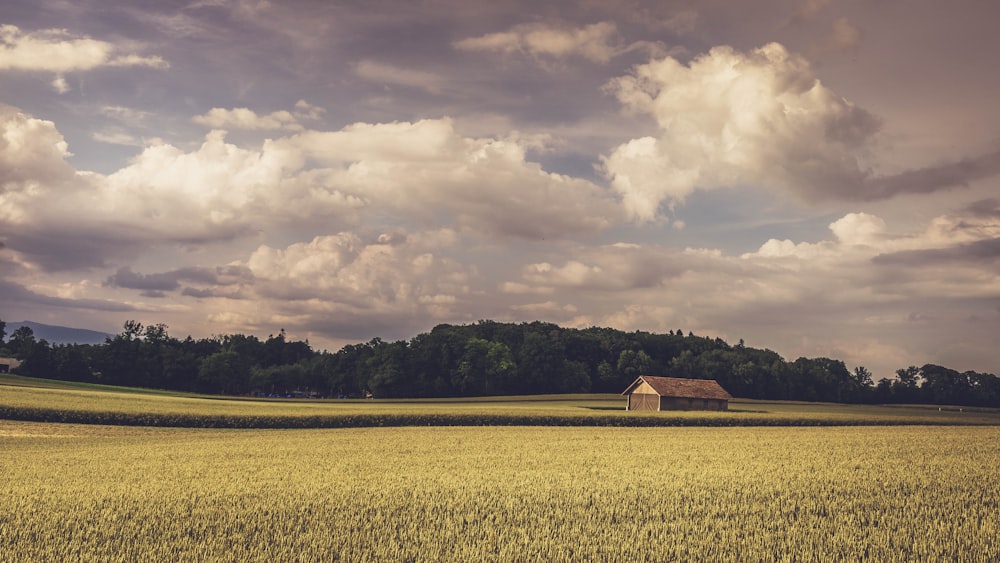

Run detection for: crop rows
[[3, 384, 998, 428], [2, 423, 997, 561]]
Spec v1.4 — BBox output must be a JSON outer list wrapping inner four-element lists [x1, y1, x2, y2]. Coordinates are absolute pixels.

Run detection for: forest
[[1, 318, 998, 407]]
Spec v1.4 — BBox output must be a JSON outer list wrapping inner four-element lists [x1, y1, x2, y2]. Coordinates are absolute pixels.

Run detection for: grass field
[[3, 374, 999, 427], [2, 421, 997, 561]]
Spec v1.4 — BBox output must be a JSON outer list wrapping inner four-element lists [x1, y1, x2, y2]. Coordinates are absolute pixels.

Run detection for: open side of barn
[[622, 375, 733, 411], [0, 358, 21, 374]]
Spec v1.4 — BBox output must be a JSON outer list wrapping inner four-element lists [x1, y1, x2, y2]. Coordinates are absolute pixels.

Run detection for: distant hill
[[5, 321, 112, 345]]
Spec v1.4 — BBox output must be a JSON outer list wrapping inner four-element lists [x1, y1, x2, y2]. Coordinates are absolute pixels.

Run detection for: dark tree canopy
[[1, 318, 996, 407]]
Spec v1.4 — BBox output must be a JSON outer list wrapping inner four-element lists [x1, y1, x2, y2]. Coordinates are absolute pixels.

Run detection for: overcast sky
[[2, 0, 998, 379]]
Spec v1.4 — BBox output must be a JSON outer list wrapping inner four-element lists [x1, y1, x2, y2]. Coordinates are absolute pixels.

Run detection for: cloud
[[1, 119, 324, 269], [488, 204, 1000, 376], [513, 243, 685, 292], [828, 212, 886, 245], [785, 0, 830, 26], [744, 206, 1000, 270], [0, 24, 168, 75], [828, 18, 863, 51], [193, 107, 304, 131], [0, 105, 76, 196], [602, 41, 1000, 219], [657, 10, 699, 35], [2, 106, 618, 273], [604, 42, 886, 222], [0, 279, 139, 314], [874, 237, 1000, 266], [92, 129, 142, 146], [283, 118, 621, 239], [963, 198, 1000, 219], [236, 231, 476, 334], [192, 101, 324, 131], [863, 149, 1000, 200], [454, 21, 662, 64], [354, 60, 445, 94], [871, 200, 1000, 265], [104, 265, 252, 292]]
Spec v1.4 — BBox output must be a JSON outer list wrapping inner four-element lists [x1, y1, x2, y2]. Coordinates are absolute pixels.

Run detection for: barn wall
[[628, 393, 659, 411], [632, 381, 657, 394], [660, 397, 695, 411], [659, 397, 729, 411]]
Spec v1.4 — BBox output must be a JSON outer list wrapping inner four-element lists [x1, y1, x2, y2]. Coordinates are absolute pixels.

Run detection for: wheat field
[[2, 421, 997, 561]]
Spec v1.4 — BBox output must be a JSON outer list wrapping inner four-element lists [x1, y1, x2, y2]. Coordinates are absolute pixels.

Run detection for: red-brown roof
[[621, 375, 733, 400]]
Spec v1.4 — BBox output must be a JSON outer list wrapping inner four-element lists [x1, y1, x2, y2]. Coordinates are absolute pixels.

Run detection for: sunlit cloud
[[454, 21, 664, 64], [0, 24, 167, 73]]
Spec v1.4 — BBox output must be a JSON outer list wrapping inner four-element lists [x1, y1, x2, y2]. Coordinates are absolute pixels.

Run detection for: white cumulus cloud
[[0, 24, 167, 73], [1, 106, 619, 272], [603, 42, 880, 222], [284, 118, 621, 239], [192, 101, 324, 131], [243, 230, 474, 325], [0, 105, 76, 208]]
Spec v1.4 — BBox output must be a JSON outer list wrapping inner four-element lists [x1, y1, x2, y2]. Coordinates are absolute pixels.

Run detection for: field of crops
[[3, 375, 999, 427], [1, 421, 997, 561]]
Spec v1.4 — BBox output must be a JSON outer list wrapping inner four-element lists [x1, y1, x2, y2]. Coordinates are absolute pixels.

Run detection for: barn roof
[[621, 375, 733, 400]]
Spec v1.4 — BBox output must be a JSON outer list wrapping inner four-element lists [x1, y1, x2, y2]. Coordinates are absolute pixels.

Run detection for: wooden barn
[[622, 375, 733, 411], [0, 357, 20, 374]]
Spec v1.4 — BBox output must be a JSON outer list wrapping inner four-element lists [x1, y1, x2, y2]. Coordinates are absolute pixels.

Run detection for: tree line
[[1, 318, 997, 407]]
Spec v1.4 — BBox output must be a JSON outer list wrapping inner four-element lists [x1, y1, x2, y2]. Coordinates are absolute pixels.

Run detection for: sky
[[1, 0, 998, 380]]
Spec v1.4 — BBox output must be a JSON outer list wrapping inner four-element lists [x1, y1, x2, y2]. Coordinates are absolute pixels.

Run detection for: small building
[[622, 375, 733, 411], [0, 357, 21, 374]]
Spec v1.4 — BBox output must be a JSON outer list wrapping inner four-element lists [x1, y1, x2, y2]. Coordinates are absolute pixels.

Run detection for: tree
[[560, 360, 591, 393], [892, 366, 921, 402], [919, 364, 969, 405], [517, 331, 565, 394], [616, 349, 652, 382], [852, 366, 874, 388], [453, 338, 516, 395], [967, 371, 1000, 407], [52, 344, 94, 382], [144, 323, 169, 343], [895, 366, 920, 388], [0, 317, 6, 344], [789, 357, 854, 402], [8, 326, 36, 359], [669, 350, 698, 379], [96, 321, 147, 385], [198, 350, 249, 394], [121, 320, 144, 341], [18, 339, 54, 377], [874, 378, 894, 403], [597, 361, 617, 390], [365, 339, 410, 397], [851, 366, 875, 402]]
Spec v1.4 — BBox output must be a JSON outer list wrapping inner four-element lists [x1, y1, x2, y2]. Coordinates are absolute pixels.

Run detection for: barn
[[622, 375, 733, 411], [0, 357, 21, 374]]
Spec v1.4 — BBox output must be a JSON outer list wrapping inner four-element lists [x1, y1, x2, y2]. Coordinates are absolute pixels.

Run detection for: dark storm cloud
[[863, 150, 1000, 201], [5, 231, 145, 271], [873, 238, 1000, 266], [104, 265, 253, 292], [961, 198, 1000, 218], [0, 279, 137, 312]]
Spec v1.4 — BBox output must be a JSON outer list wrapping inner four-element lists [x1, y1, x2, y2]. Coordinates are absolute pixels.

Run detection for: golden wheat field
[[1, 421, 997, 561]]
